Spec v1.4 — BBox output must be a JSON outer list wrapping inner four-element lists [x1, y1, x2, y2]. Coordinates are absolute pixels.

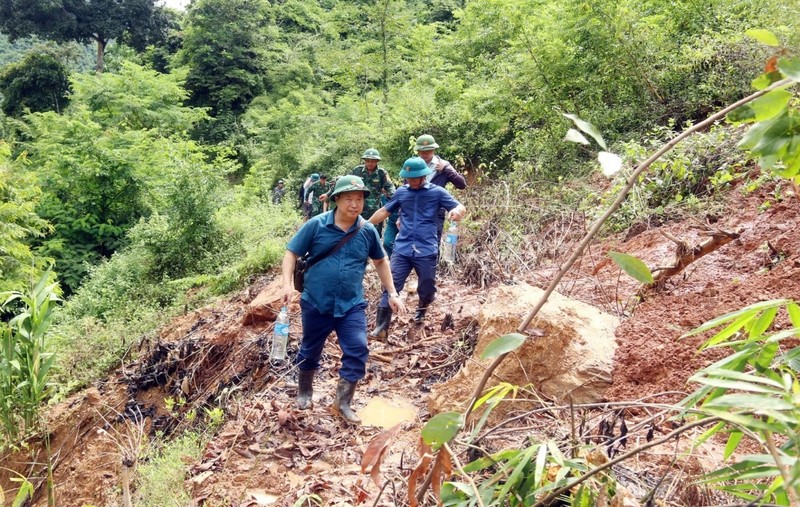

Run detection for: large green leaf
[[745, 29, 780, 46], [778, 57, 800, 82], [727, 89, 792, 124], [421, 412, 464, 449], [608, 251, 653, 284], [480, 333, 526, 360]]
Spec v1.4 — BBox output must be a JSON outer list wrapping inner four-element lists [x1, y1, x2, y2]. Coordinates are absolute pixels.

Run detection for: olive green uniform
[[306, 180, 331, 217], [350, 165, 395, 223]]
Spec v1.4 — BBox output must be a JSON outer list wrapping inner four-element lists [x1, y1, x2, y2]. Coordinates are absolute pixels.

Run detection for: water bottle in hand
[[442, 222, 459, 263], [270, 306, 290, 361]]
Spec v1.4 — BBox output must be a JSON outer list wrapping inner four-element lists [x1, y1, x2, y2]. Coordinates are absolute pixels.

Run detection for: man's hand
[[449, 208, 464, 221], [281, 285, 294, 307], [320, 194, 329, 202], [435, 160, 445, 172], [388, 294, 406, 315]]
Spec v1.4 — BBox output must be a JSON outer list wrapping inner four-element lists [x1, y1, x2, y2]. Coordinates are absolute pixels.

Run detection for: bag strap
[[306, 217, 364, 269]]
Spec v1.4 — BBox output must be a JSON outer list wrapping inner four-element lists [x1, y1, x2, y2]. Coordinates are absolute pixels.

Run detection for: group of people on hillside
[[279, 134, 467, 424]]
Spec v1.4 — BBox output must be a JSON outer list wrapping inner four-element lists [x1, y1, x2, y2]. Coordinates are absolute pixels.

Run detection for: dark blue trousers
[[379, 253, 438, 308], [296, 300, 369, 382]]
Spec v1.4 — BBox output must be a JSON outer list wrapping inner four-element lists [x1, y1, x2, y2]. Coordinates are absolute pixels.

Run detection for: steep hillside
[[1, 180, 798, 506]]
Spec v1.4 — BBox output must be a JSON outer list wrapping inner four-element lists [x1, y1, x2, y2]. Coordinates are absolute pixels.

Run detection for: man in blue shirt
[[367, 157, 466, 340], [281, 176, 405, 424]]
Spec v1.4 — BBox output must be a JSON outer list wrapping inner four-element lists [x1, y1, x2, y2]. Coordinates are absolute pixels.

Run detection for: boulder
[[241, 278, 284, 325], [428, 283, 618, 416]]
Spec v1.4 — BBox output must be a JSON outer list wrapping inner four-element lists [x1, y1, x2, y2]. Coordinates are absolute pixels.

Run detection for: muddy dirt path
[[2, 182, 798, 506]]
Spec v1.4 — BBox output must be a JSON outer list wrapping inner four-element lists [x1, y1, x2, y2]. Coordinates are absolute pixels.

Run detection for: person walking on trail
[[351, 148, 396, 234], [415, 134, 467, 243], [281, 176, 405, 424], [299, 173, 319, 218], [272, 179, 286, 204], [367, 157, 466, 341], [321, 148, 396, 235], [305, 174, 330, 218]]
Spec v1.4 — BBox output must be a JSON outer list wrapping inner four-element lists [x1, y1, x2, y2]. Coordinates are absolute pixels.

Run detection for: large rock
[[241, 278, 284, 325], [428, 283, 618, 416]]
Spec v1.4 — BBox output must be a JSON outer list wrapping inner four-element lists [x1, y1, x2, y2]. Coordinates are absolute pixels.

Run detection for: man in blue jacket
[[282, 176, 405, 424], [367, 157, 466, 340]]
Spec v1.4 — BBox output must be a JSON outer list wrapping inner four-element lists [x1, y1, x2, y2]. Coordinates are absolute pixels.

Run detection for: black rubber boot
[[415, 298, 434, 324], [369, 306, 393, 342], [333, 378, 361, 424], [296, 369, 315, 410]]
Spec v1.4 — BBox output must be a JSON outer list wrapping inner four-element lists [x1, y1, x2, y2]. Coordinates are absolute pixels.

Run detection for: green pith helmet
[[361, 148, 382, 160], [310, 173, 320, 181], [414, 134, 439, 151], [329, 175, 371, 200], [399, 157, 433, 178]]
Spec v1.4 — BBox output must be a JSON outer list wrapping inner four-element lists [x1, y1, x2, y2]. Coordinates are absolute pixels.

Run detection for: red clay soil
[[0, 181, 798, 507]]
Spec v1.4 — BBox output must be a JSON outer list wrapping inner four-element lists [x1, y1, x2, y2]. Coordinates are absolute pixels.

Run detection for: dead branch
[[649, 228, 740, 286]]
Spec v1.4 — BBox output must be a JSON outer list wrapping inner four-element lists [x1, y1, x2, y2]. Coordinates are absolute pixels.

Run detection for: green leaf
[[533, 443, 548, 489], [745, 29, 780, 46], [480, 333, 526, 360], [703, 393, 795, 411], [564, 129, 589, 145], [563, 113, 607, 150], [690, 377, 782, 395], [463, 449, 519, 473], [724, 431, 743, 461], [778, 57, 800, 82], [787, 303, 800, 329], [421, 412, 464, 449], [608, 251, 653, 284], [728, 90, 792, 124], [682, 300, 788, 338], [748, 307, 778, 339], [751, 71, 784, 91]]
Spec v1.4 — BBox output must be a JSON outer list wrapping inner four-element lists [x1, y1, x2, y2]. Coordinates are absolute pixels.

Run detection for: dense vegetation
[[1, 0, 799, 504]]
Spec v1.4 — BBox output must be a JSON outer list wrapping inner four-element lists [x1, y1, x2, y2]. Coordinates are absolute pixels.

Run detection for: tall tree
[[177, 0, 269, 143], [0, 0, 168, 72]]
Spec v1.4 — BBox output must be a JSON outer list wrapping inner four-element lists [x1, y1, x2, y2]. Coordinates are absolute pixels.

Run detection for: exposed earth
[[1, 179, 798, 506]]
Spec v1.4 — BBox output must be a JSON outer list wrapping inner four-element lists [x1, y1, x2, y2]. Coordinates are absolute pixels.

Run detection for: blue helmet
[[310, 173, 320, 181], [399, 157, 433, 178]]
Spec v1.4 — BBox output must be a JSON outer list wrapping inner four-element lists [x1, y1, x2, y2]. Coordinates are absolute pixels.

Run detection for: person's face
[[407, 176, 425, 189], [418, 149, 435, 163], [335, 191, 365, 218], [320, 178, 327, 185], [364, 159, 378, 172]]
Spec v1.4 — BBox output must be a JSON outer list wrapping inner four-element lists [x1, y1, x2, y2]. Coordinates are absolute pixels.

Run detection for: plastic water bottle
[[270, 306, 289, 361], [442, 221, 459, 263]]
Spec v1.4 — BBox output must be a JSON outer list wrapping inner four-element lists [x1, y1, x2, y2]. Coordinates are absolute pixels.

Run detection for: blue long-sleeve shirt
[[384, 183, 461, 257]]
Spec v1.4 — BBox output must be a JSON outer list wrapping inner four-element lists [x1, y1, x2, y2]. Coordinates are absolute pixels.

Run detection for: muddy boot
[[414, 298, 434, 324], [296, 369, 315, 410], [369, 306, 392, 342], [332, 378, 361, 424]]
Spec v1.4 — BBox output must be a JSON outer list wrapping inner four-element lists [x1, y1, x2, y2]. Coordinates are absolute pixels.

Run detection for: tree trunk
[[95, 37, 107, 73]]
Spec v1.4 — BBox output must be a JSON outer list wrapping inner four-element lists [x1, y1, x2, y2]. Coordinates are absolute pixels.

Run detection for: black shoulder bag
[[293, 219, 364, 292]]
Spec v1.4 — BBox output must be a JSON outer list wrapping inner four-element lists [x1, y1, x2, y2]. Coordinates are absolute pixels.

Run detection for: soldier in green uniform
[[321, 149, 396, 234], [350, 149, 396, 235], [305, 174, 330, 218]]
